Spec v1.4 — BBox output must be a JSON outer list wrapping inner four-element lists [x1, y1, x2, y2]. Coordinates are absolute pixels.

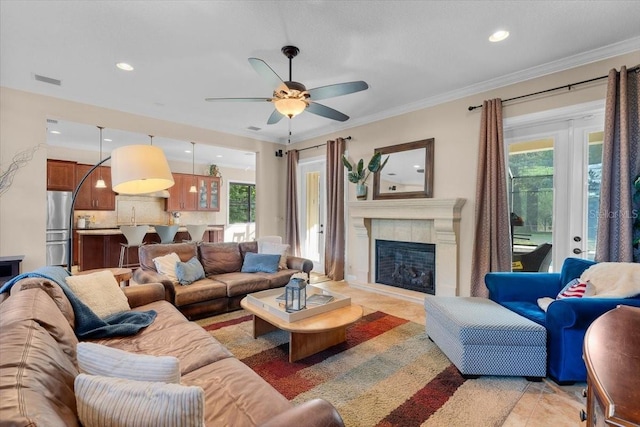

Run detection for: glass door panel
[[506, 111, 603, 270], [298, 160, 326, 273]]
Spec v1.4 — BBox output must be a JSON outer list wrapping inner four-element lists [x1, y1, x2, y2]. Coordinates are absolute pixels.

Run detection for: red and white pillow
[[556, 278, 594, 299], [537, 278, 595, 311]]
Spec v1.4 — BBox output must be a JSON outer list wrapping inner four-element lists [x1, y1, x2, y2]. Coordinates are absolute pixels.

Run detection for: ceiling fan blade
[[267, 109, 284, 125], [205, 97, 272, 102], [307, 81, 369, 101], [248, 58, 288, 90], [306, 102, 349, 122]]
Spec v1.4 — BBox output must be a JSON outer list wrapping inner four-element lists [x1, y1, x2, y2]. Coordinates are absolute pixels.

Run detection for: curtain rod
[[467, 65, 640, 111], [286, 136, 351, 154]]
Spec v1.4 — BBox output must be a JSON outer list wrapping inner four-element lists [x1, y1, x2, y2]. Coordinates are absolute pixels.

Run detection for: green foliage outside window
[[229, 183, 256, 224], [509, 150, 554, 245]]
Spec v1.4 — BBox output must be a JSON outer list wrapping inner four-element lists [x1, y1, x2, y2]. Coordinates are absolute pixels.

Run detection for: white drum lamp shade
[[111, 145, 174, 194]]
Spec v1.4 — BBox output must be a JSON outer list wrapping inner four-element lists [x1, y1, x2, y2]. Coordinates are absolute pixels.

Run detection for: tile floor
[[313, 279, 587, 427]]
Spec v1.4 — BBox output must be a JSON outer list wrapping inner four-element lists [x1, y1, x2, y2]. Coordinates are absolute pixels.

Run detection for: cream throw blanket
[[580, 262, 640, 298]]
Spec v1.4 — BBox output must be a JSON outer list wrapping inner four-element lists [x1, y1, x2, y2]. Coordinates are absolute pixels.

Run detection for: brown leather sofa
[[0, 276, 344, 427], [134, 241, 313, 320]]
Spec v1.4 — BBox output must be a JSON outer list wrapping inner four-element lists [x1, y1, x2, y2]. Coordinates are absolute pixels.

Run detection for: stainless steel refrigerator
[[46, 191, 72, 266]]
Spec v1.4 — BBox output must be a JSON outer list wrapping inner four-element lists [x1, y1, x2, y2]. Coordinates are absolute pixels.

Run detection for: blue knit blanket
[[0, 266, 156, 339]]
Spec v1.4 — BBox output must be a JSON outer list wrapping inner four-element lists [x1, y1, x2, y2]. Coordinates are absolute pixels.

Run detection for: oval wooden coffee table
[[240, 297, 363, 362]]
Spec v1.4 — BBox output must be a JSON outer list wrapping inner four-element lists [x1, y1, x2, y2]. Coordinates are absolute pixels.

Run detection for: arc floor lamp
[[66, 144, 174, 272]]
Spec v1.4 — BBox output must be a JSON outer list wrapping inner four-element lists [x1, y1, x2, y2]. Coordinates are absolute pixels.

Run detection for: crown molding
[[290, 37, 640, 145]]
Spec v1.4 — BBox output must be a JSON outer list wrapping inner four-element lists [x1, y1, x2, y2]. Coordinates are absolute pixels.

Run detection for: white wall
[[292, 51, 639, 296]]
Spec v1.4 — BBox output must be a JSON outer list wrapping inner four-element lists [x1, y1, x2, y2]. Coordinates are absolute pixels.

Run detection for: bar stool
[[185, 224, 207, 243], [154, 225, 179, 244], [118, 225, 148, 268]]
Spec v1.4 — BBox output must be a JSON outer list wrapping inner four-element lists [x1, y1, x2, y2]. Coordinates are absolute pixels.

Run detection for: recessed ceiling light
[[489, 30, 509, 42], [103, 138, 112, 142], [216, 155, 223, 158], [116, 62, 134, 71], [413, 164, 421, 168], [50, 130, 61, 134], [185, 150, 192, 153]]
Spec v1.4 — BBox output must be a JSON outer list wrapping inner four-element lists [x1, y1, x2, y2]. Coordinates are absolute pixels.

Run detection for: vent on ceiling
[[34, 74, 62, 86], [46, 119, 58, 124], [247, 126, 261, 131]]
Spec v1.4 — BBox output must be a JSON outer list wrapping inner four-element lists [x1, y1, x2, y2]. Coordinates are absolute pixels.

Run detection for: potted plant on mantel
[[342, 152, 389, 200]]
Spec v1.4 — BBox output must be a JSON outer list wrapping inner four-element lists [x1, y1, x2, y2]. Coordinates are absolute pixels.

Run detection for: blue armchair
[[485, 258, 640, 383]]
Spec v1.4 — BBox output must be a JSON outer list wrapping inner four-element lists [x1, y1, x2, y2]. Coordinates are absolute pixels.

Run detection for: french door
[[505, 102, 604, 270], [298, 159, 326, 273]]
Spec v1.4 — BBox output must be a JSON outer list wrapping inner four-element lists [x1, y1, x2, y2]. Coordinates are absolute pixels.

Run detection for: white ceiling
[[46, 119, 257, 171], [2, 1, 640, 167]]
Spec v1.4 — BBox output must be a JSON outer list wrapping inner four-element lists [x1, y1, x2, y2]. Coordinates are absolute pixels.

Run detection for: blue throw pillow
[[175, 256, 205, 286], [241, 252, 280, 274]]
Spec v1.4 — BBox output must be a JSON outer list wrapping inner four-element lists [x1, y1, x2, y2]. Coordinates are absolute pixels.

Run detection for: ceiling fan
[[205, 45, 368, 124]]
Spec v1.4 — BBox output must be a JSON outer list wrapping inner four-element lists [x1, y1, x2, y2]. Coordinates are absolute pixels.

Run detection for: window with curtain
[[228, 182, 256, 224]]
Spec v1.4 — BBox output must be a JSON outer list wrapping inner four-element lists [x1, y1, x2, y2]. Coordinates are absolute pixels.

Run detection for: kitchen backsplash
[[75, 195, 220, 228]]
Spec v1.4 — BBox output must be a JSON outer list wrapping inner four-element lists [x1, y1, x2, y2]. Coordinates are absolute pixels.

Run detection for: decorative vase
[[356, 183, 368, 200]]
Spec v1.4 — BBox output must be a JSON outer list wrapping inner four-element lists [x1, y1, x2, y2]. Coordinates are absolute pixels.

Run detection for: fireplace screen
[[375, 240, 435, 294]]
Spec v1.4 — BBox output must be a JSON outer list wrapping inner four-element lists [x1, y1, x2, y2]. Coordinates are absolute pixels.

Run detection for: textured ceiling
[[2, 1, 639, 167]]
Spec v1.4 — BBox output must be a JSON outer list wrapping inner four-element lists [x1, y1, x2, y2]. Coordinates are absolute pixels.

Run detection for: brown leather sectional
[[0, 276, 344, 426], [134, 241, 313, 319]]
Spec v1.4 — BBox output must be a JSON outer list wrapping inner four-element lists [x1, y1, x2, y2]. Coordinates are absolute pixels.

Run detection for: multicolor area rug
[[197, 309, 527, 427]]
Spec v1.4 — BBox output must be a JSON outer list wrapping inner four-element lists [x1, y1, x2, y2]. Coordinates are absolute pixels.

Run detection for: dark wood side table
[[583, 305, 640, 426], [0, 255, 24, 285], [76, 267, 133, 286]]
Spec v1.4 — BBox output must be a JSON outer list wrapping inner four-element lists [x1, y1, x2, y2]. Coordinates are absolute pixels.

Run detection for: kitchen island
[[76, 225, 224, 271]]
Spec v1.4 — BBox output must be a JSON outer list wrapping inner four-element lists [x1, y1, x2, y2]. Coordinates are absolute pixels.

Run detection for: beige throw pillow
[[259, 242, 290, 270], [77, 342, 181, 384], [65, 270, 130, 319], [75, 374, 204, 427], [153, 252, 181, 281]]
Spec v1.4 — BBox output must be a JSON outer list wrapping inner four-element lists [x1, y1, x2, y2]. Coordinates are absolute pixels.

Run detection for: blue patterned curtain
[[596, 66, 640, 262]]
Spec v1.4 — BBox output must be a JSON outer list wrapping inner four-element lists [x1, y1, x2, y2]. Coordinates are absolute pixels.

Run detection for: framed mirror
[[373, 138, 434, 200]]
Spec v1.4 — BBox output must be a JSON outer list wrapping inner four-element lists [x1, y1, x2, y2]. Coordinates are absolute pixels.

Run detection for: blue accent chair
[[485, 258, 640, 383]]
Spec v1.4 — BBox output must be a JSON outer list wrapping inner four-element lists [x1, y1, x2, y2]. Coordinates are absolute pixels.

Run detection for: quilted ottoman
[[424, 296, 546, 378]]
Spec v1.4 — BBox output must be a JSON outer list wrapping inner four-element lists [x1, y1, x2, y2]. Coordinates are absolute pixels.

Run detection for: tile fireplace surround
[[347, 198, 465, 300]]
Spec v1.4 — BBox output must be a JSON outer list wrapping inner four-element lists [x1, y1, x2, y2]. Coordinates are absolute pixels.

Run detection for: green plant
[[342, 152, 389, 185]]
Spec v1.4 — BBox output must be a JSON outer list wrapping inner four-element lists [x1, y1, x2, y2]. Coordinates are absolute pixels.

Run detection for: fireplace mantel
[[347, 198, 465, 298]]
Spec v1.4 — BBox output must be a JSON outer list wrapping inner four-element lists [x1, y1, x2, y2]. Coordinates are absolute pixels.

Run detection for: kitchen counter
[[76, 225, 224, 235], [76, 225, 225, 271]]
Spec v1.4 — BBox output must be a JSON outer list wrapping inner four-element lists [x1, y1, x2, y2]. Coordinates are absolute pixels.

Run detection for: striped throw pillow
[[556, 278, 594, 299], [75, 374, 204, 427], [77, 342, 180, 384]]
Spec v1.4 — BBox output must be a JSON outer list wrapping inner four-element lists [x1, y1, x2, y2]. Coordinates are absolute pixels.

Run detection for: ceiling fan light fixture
[[275, 98, 307, 118]]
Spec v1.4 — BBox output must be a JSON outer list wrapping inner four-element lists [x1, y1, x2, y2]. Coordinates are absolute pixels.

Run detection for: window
[[229, 182, 255, 224]]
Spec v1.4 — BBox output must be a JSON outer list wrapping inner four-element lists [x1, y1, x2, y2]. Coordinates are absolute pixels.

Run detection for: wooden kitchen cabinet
[[207, 228, 224, 242], [75, 164, 116, 210], [47, 160, 76, 191], [197, 176, 220, 211], [166, 173, 197, 211]]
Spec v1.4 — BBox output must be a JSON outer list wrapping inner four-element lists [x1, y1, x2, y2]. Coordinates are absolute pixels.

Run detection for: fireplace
[[347, 198, 465, 297], [375, 240, 436, 294]]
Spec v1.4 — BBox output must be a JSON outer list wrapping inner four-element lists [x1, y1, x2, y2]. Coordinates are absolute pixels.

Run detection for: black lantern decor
[[285, 277, 307, 312]]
